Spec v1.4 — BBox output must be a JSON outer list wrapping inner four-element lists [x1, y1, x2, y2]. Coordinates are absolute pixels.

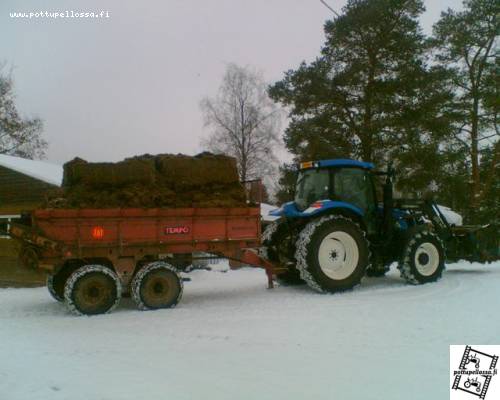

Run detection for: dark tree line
[[269, 0, 498, 223]]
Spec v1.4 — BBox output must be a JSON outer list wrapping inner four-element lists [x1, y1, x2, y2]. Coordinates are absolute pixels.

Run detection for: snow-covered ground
[[1, 260, 499, 400]]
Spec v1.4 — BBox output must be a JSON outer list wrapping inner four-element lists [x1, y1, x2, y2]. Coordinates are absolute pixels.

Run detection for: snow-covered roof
[[0, 154, 63, 187]]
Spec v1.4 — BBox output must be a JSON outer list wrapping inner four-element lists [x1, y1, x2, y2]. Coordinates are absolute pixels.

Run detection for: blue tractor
[[263, 159, 499, 292]]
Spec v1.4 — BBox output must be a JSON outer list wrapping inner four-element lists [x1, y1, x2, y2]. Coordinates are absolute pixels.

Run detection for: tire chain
[[398, 231, 446, 284], [131, 261, 184, 311], [294, 214, 371, 293], [64, 265, 122, 316], [47, 274, 63, 302]]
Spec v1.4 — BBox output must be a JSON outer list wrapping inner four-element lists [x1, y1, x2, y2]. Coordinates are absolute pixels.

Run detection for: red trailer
[[10, 207, 278, 315]]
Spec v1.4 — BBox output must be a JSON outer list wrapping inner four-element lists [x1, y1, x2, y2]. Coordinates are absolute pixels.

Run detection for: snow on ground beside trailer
[[1, 261, 499, 400]]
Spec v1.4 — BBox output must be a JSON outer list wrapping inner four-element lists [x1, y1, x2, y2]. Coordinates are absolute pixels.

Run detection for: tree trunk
[[470, 96, 480, 211], [362, 59, 376, 163]]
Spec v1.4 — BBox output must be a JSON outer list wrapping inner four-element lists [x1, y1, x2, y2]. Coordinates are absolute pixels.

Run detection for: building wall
[[0, 165, 56, 215]]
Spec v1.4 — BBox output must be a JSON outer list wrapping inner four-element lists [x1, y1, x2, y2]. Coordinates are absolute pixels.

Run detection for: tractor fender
[[271, 200, 364, 220], [302, 200, 365, 218]]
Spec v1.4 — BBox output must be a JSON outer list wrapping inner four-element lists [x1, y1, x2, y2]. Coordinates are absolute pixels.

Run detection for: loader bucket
[[446, 223, 499, 263], [473, 224, 500, 262]]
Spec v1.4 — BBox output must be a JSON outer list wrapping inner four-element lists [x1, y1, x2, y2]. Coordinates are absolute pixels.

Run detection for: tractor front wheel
[[398, 230, 445, 284], [295, 215, 369, 293]]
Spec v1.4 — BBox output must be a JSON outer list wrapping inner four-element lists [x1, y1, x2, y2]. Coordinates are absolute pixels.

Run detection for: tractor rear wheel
[[131, 262, 183, 310], [398, 230, 445, 284], [295, 215, 369, 293], [262, 220, 303, 285], [64, 265, 122, 315]]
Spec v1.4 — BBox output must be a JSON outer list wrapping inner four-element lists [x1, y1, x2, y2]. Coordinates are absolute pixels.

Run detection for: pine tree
[[269, 0, 456, 199], [432, 0, 499, 216]]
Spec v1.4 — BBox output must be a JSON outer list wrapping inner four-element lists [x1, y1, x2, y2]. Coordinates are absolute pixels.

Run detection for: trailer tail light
[[91, 226, 105, 240]]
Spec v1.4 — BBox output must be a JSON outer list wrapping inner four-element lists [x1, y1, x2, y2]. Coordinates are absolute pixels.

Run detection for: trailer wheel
[[47, 275, 63, 302], [398, 230, 445, 284], [131, 262, 183, 310], [262, 220, 303, 285], [47, 263, 81, 302], [64, 265, 122, 316], [295, 215, 369, 293]]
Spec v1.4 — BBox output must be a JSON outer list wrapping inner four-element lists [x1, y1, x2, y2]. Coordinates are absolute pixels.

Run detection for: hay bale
[[50, 153, 247, 209], [63, 158, 156, 188], [156, 153, 239, 188], [62, 157, 87, 187]]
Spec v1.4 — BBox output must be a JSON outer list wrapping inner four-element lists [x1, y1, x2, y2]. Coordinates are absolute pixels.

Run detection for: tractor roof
[[299, 158, 374, 170]]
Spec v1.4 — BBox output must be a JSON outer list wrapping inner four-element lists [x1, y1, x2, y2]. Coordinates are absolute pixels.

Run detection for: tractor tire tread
[[398, 230, 445, 285], [295, 214, 371, 293]]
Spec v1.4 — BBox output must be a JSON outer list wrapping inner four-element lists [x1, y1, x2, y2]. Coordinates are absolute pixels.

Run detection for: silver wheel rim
[[414, 242, 440, 276], [318, 231, 359, 280]]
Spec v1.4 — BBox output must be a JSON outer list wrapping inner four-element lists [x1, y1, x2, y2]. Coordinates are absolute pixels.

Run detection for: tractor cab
[[271, 158, 382, 236], [294, 159, 376, 213]]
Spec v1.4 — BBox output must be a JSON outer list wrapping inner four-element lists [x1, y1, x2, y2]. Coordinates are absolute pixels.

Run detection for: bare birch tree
[[0, 65, 46, 159], [200, 64, 281, 182]]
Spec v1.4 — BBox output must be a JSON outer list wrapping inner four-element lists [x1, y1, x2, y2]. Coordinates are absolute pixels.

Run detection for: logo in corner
[[451, 345, 499, 399]]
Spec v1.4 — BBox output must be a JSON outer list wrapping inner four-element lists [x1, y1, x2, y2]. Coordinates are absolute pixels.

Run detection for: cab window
[[295, 169, 330, 210], [333, 168, 375, 211]]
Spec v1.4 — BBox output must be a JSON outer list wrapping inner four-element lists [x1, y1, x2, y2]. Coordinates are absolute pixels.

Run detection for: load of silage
[[45, 153, 248, 208]]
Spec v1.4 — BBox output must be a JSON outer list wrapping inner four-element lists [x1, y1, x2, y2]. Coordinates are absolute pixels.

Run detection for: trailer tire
[[131, 262, 183, 310], [295, 215, 369, 293], [262, 220, 303, 286], [398, 230, 445, 284], [47, 262, 81, 302], [64, 265, 122, 316], [47, 275, 63, 302]]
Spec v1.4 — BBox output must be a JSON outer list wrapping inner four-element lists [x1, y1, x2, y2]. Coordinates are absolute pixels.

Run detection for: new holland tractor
[[264, 159, 499, 292]]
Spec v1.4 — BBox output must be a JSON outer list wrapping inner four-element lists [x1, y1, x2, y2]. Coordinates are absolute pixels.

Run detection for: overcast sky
[[1, 0, 463, 164]]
